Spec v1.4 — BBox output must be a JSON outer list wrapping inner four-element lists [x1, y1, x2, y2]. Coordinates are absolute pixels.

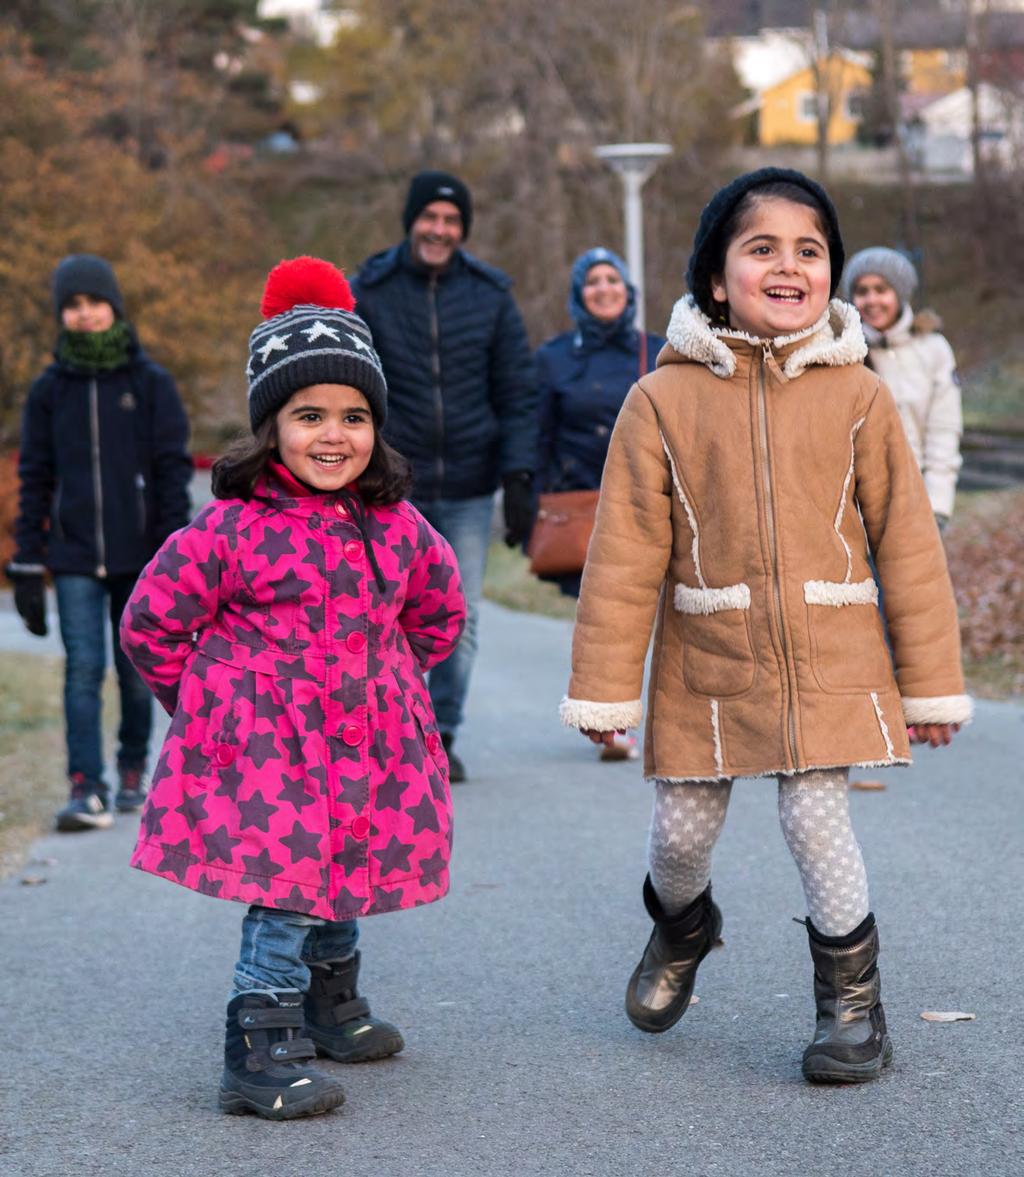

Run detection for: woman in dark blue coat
[[534, 247, 663, 758]]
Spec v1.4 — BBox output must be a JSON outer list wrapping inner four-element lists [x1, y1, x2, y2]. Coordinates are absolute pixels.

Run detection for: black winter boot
[[219, 989, 346, 1119], [625, 877, 723, 1033], [305, 952, 405, 1063], [801, 913, 893, 1083]]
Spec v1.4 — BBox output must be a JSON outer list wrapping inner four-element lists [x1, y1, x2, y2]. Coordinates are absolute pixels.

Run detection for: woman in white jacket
[[843, 247, 963, 527]]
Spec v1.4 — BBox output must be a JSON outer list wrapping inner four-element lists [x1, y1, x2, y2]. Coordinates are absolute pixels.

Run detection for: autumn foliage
[[944, 490, 1024, 694]]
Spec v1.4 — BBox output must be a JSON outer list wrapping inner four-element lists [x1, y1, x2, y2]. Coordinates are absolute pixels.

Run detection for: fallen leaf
[[689, 995, 699, 1005], [20, 875, 47, 886], [850, 779, 887, 791], [920, 1011, 976, 1022]]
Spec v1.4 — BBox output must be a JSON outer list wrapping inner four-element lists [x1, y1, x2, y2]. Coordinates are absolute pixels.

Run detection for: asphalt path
[[1, 600, 1021, 1177]]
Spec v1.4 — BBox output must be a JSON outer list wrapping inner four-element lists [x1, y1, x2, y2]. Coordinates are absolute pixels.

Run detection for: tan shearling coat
[[561, 296, 972, 782]]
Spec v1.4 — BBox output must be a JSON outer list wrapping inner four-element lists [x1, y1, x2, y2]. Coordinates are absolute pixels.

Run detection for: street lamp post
[[594, 142, 672, 330]]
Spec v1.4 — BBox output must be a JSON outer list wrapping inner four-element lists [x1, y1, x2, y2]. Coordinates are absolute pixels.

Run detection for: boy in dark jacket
[[7, 254, 192, 831]]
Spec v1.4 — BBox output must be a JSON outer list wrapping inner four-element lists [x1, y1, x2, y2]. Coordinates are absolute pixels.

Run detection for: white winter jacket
[[863, 305, 963, 518]]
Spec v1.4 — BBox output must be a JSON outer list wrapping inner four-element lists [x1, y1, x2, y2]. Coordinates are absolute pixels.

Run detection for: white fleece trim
[[870, 692, 896, 761], [675, 582, 752, 614], [900, 695, 974, 725], [649, 756, 911, 784], [559, 696, 643, 731], [803, 578, 878, 607], [659, 433, 705, 587], [710, 700, 724, 776], [663, 296, 866, 380], [834, 417, 866, 581]]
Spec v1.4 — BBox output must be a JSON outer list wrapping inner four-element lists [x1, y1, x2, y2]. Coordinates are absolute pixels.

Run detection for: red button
[[335, 502, 349, 518], [346, 631, 366, 654], [214, 744, 235, 767], [350, 816, 370, 840], [344, 540, 363, 561], [342, 724, 363, 746], [426, 732, 441, 756]]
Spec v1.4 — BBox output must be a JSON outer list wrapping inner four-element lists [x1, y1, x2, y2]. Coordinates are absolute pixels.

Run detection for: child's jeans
[[231, 905, 359, 998]]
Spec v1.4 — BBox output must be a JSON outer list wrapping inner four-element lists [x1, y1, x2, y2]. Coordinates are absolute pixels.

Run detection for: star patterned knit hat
[[246, 256, 387, 432]]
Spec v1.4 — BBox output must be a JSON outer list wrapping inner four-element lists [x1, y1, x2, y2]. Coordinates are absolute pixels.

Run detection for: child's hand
[[907, 723, 960, 748], [581, 728, 625, 747]]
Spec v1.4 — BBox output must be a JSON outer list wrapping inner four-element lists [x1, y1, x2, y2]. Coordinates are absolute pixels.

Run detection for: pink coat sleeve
[[398, 512, 466, 671], [120, 503, 237, 715]]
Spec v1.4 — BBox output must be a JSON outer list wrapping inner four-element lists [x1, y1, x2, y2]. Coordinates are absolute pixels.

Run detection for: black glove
[[6, 565, 48, 637], [502, 470, 535, 548]]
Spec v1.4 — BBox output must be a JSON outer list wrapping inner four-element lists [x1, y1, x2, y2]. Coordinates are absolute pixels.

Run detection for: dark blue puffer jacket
[[534, 327, 664, 493], [13, 334, 192, 577], [352, 242, 537, 501]]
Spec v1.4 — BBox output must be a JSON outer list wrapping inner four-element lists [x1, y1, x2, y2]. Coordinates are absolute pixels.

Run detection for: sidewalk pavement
[[1, 601, 1021, 1177]]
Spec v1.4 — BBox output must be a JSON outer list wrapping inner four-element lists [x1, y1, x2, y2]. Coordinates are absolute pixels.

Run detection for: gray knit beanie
[[841, 247, 918, 308], [247, 257, 387, 432]]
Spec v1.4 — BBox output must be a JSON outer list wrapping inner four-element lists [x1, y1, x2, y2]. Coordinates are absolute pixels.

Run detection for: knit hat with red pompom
[[246, 256, 387, 432]]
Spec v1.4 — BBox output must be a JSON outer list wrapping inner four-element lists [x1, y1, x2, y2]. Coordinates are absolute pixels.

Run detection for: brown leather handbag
[[527, 333, 648, 578], [526, 488, 600, 577]]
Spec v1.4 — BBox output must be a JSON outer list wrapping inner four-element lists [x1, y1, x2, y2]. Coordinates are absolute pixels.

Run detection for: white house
[[911, 82, 1024, 175]]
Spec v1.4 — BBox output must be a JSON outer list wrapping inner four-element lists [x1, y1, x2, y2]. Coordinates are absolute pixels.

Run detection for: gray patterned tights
[[647, 767, 869, 936]]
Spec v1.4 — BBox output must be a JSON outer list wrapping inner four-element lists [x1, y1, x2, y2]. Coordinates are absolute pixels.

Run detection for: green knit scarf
[[57, 320, 133, 372]]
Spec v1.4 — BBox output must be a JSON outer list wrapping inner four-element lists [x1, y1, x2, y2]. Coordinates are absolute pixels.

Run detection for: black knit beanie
[[52, 254, 125, 321], [247, 257, 387, 432], [402, 171, 473, 238], [685, 168, 844, 318]]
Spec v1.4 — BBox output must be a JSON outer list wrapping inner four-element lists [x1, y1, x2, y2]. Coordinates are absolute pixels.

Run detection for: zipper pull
[[762, 343, 786, 382]]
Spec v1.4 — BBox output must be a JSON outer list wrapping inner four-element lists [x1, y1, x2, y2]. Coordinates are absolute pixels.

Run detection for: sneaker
[[56, 774, 113, 832], [440, 733, 467, 783], [599, 731, 639, 762], [115, 765, 148, 812]]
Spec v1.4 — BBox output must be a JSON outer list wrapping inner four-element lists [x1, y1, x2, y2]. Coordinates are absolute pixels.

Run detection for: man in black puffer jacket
[[7, 255, 192, 831], [352, 172, 537, 782]]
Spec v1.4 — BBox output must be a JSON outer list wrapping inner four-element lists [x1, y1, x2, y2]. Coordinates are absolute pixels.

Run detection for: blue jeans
[[412, 493, 494, 736], [54, 573, 153, 784], [232, 906, 360, 996]]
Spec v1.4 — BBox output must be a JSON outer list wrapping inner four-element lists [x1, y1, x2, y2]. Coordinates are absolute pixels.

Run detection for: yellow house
[[900, 47, 966, 96], [757, 54, 873, 147]]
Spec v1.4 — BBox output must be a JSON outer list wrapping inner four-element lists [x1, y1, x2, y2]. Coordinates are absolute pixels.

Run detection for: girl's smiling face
[[851, 273, 901, 333], [275, 384, 374, 492], [710, 196, 831, 339]]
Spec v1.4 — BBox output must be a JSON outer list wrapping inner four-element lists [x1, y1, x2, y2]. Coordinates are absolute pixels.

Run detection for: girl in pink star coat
[[121, 257, 466, 1121]]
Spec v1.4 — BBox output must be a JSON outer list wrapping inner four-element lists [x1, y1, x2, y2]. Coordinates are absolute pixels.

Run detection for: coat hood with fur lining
[[662, 294, 867, 379]]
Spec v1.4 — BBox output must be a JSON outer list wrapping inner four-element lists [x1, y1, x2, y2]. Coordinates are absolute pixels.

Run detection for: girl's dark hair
[[211, 419, 412, 505], [707, 181, 832, 322]]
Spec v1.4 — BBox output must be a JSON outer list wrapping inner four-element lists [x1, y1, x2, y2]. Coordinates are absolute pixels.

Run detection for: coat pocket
[[804, 579, 893, 693], [675, 583, 756, 699]]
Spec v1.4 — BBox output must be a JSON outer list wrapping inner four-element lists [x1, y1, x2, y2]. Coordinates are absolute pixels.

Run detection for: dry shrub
[[944, 490, 1024, 694], [0, 451, 18, 570]]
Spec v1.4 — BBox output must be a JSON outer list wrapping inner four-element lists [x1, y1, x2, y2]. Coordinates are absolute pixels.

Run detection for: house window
[[798, 92, 819, 122], [845, 92, 865, 121]]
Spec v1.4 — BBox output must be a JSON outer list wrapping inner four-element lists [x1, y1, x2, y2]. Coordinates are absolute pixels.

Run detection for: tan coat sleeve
[[560, 384, 673, 730], [853, 379, 972, 725]]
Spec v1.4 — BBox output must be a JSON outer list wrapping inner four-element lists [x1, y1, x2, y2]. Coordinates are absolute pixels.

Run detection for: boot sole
[[311, 1028, 405, 1063], [56, 812, 113, 832], [219, 1082, 346, 1120], [802, 1038, 894, 1084]]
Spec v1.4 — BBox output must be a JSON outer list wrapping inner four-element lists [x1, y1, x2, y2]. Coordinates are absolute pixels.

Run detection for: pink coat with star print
[[120, 467, 466, 921]]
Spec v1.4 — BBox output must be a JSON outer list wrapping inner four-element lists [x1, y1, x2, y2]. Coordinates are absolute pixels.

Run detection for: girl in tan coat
[[560, 168, 971, 1083]]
